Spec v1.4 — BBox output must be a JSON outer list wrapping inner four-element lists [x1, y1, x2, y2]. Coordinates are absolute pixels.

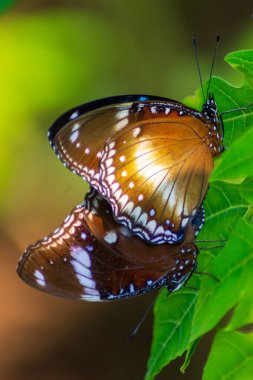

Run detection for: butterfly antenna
[[127, 300, 155, 342], [206, 34, 220, 101], [192, 37, 205, 101]]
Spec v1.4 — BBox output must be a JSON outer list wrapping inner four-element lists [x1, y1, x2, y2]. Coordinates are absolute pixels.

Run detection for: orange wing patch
[[100, 110, 213, 244]]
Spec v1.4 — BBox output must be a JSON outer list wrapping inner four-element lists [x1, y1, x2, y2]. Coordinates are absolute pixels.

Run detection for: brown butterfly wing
[[17, 190, 199, 301], [48, 95, 168, 191], [100, 107, 213, 244], [17, 205, 102, 300]]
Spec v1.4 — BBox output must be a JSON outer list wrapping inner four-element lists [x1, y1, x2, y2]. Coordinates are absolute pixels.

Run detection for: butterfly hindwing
[[17, 189, 199, 301]]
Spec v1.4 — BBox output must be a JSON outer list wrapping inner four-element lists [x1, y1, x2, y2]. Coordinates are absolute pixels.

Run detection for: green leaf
[[203, 330, 253, 380], [225, 50, 253, 86], [195, 180, 249, 273], [198, 181, 249, 241], [239, 178, 253, 204], [227, 295, 253, 331], [146, 49, 253, 379], [180, 338, 201, 374], [146, 183, 250, 380], [190, 218, 253, 343], [145, 288, 199, 380], [210, 128, 253, 182]]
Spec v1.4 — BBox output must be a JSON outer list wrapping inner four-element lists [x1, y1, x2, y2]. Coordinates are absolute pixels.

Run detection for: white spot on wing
[[104, 231, 118, 244], [138, 212, 148, 226], [64, 213, 75, 227], [116, 110, 129, 120], [108, 141, 115, 149], [123, 201, 134, 214], [107, 174, 115, 185], [116, 118, 128, 130], [72, 123, 80, 132], [107, 167, 115, 175], [181, 218, 189, 228], [105, 158, 113, 168], [111, 183, 119, 194], [168, 191, 177, 209], [149, 208, 156, 217], [146, 220, 157, 234], [138, 194, 144, 202], [70, 111, 79, 120], [107, 149, 116, 158], [131, 206, 142, 221], [133, 127, 141, 138], [76, 274, 96, 289], [114, 189, 122, 200], [70, 131, 79, 143], [70, 246, 91, 268], [70, 247, 101, 299], [34, 270, 46, 287], [70, 260, 92, 278]]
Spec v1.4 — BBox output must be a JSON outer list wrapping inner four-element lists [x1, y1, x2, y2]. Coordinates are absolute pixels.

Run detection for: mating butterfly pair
[[49, 93, 223, 245], [17, 93, 223, 301]]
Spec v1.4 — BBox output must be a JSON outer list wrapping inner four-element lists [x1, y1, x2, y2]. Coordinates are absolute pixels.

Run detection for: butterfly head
[[202, 93, 224, 156]]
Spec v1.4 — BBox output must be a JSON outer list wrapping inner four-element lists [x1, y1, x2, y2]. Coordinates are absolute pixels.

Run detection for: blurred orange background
[[0, 1, 252, 379]]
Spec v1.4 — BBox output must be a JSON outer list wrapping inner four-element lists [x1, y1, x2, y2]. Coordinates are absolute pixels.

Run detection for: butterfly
[[48, 93, 223, 245], [17, 188, 205, 301]]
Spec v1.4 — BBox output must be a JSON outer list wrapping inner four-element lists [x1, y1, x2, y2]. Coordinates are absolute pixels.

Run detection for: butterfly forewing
[[100, 107, 213, 244], [17, 189, 199, 301], [48, 95, 168, 191]]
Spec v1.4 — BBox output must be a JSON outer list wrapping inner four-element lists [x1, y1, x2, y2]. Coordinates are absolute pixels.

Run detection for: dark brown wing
[[17, 190, 199, 301]]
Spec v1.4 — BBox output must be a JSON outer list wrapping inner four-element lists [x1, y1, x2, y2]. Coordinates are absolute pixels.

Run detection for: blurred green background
[[0, 1, 252, 379]]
